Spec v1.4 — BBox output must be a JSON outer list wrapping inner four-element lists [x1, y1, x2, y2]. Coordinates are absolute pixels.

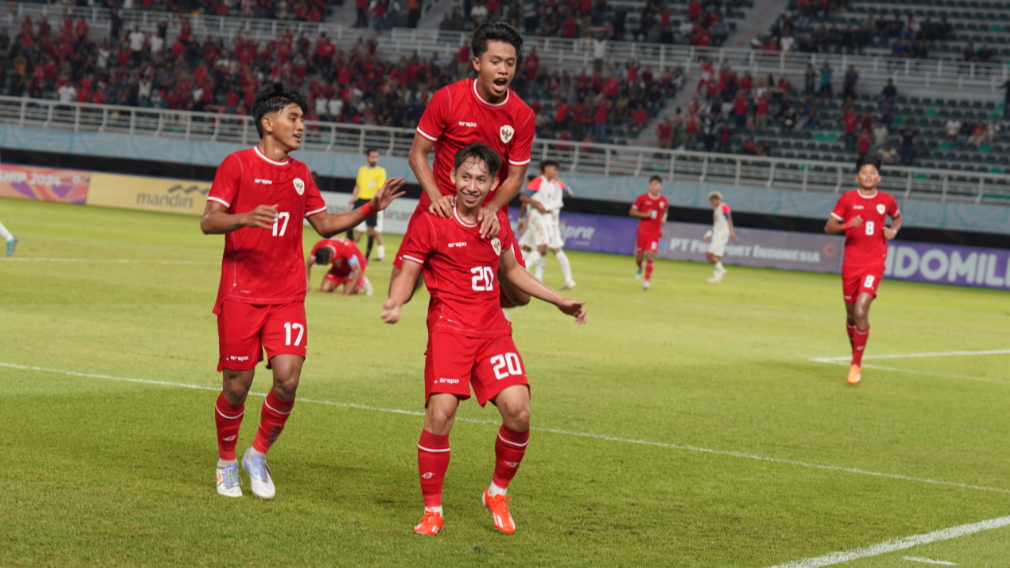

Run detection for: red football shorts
[[216, 300, 307, 372], [636, 231, 660, 254], [842, 264, 884, 304], [424, 329, 529, 407], [324, 266, 366, 293]]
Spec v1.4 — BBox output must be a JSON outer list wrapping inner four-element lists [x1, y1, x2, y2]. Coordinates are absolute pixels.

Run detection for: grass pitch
[[2, 197, 1009, 568]]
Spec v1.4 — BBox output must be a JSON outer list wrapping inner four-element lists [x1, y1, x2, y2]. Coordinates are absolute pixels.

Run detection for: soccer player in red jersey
[[306, 237, 372, 296], [392, 22, 536, 307], [201, 82, 405, 499], [630, 176, 669, 290], [825, 155, 903, 385], [381, 143, 587, 536]]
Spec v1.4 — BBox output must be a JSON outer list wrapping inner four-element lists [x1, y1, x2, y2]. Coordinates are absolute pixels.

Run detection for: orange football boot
[[414, 510, 444, 536], [847, 364, 861, 385], [482, 489, 516, 534]]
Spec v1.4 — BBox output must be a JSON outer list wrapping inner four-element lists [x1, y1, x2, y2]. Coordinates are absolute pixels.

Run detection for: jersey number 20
[[471, 266, 495, 291], [490, 353, 523, 380]]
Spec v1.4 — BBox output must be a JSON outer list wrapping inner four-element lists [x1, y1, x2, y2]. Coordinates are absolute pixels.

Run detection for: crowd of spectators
[[1, 11, 683, 144], [436, 0, 742, 47], [759, 9, 957, 57]]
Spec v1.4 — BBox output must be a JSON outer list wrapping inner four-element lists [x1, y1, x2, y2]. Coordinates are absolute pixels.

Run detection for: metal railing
[[4, 96, 1008, 205], [5, 2, 1008, 95]]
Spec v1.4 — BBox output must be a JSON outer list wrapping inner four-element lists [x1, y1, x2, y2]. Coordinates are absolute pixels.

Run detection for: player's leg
[[242, 303, 308, 499], [320, 272, 341, 292], [365, 226, 376, 260], [635, 249, 644, 279], [0, 219, 17, 256], [533, 244, 547, 281], [850, 291, 874, 369], [643, 249, 656, 290], [374, 212, 385, 260], [473, 337, 530, 534], [215, 301, 267, 497], [415, 331, 473, 535], [554, 247, 575, 289], [705, 252, 724, 283]]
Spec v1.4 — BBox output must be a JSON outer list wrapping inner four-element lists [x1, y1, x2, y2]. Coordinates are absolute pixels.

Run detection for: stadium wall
[[5, 126, 1010, 236]]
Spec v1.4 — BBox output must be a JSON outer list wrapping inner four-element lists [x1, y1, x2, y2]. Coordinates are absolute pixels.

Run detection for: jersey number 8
[[864, 221, 874, 236], [490, 353, 523, 380], [471, 266, 495, 291]]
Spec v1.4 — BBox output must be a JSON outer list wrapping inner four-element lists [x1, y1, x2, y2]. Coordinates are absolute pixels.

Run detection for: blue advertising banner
[[508, 209, 1008, 290]]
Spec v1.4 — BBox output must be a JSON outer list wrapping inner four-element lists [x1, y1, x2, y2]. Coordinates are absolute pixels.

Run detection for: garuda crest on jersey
[[876, 204, 886, 215], [293, 178, 305, 195], [490, 237, 502, 256], [500, 125, 514, 144]]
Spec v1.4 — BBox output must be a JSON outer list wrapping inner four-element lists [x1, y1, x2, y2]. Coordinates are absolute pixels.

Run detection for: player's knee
[[426, 405, 456, 430]]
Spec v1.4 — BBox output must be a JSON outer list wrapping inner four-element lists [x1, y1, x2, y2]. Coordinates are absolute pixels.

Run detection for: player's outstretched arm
[[309, 178, 406, 237], [381, 259, 423, 323], [500, 249, 587, 324], [409, 133, 455, 219], [200, 201, 277, 234]]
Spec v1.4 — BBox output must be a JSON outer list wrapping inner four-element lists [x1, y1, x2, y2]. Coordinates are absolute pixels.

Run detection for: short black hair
[[314, 247, 332, 265], [856, 154, 882, 173], [471, 22, 524, 61], [649, 175, 663, 184], [365, 148, 379, 155], [252, 82, 308, 138], [540, 159, 560, 171], [454, 142, 503, 177]]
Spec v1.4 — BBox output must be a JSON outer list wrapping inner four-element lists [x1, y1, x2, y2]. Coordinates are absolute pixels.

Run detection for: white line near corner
[[0, 257, 219, 265], [764, 516, 1010, 568], [3, 362, 1009, 495], [811, 349, 1010, 364], [903, 557, 958, 566]]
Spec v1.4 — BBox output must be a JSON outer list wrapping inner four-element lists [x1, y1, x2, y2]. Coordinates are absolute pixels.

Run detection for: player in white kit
[[519, 160, 576, 289], [702, 191, 738, 283]]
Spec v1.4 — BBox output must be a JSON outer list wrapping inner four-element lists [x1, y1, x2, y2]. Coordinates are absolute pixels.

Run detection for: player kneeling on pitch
[[306, 237, 373, 295], [381, 143, 587, 536]]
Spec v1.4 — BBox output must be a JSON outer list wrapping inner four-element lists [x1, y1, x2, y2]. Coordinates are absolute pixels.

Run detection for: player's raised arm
[[308, 177, 406, 237], [382, 258, 423, 323], [409, 133, 455, 218], [499, 246, 586, 324], [200, 201, 278, 234]]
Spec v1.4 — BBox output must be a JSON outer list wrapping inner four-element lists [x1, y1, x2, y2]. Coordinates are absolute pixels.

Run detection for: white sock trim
[[488, 482, 508, 497]]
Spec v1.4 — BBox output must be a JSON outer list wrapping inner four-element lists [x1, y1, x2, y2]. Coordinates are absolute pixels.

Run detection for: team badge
[[491, 237, 502, 256], [500, 125, 514, 144], [876, 204, 886, 214], [293, 178, 305, 195]]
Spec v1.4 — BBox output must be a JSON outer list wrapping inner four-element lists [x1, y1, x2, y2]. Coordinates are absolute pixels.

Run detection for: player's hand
[[380, 299, 401, 324], [883, 227, 898, 240], [556, 298, 587, 325], [429, 194, 455, 218], [849, 215, 863, 228], [242, 204, 278, 230], [477, 206, 501, 239], [346, 200, 355, 213], [731, 233, 740, 242], [536, 203, 547, 213], [370, 178, 406, 211], [703, 230, 712, 241]]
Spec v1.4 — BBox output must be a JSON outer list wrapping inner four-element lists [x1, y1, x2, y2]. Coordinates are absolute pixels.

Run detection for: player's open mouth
[[492, 78, 508, 92], [459, 190, 481, 204]]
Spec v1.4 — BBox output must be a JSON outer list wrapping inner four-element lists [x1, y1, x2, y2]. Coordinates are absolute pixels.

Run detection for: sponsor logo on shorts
[[228, 356, 250, 361], [437, 378, 460, 384]]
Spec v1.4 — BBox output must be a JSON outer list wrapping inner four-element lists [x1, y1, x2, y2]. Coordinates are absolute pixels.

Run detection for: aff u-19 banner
[[0, 164, 90, 204]]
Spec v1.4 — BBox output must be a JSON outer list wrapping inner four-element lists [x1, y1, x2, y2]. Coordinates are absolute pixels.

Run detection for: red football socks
[[214, 393, 244, 461], [492, 425, 529, 489], [846, 323, 857, 348], [417, 430, 451, 508], [852, 325, 870, 366], [644, 259, 654, 282], [251, 391, 295, 454]]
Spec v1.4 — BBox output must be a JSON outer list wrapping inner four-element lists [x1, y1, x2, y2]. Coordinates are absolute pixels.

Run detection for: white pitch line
[[0, 257, 219, 265], [764, 515, 1010, 568], [812, 349, 1010, 364], [903, 557, 958, 566], [816, 361, 1010, 386], [3, 361, 1010, 495]]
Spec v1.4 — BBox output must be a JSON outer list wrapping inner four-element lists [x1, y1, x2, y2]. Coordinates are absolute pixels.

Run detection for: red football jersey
[[415, 78, 535, 208], [633, 192, 669, 237], [310, 238, 365, 277], [208, 147, 327, 311], [830, 189, 900, 267], [398, 209, 517, 337]]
